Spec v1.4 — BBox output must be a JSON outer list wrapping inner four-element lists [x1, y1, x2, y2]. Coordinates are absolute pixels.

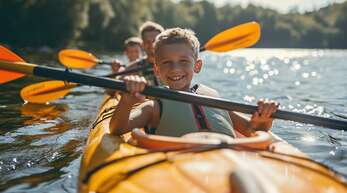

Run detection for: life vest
[[153, 84, 236, 137]]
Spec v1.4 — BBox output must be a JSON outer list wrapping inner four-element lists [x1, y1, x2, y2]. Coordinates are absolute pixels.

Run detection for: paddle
[[0, 47, 346, 130], [61, 22, 261, 77], [20, 80, 78, 104], [20, 22, 262, 103], [58, 49, 144, 69]]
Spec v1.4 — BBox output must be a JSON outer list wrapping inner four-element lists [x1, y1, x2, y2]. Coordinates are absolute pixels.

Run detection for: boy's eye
[[161, 61, 171, 66], [180, 60, 190, 63]]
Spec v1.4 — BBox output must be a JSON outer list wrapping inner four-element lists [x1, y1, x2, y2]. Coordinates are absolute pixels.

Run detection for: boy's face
[[142, 31, 161, 63], [124, 45, 141, 62], [154, 43, 202, 91]]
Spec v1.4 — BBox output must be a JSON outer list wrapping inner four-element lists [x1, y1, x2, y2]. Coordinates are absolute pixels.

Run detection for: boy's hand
[[250, 99, 279, 132], [111, 59, 122, 73], [119, 75, 147, 105]]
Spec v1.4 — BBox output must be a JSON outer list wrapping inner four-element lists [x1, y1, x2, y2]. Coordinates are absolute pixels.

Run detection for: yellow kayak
[[78, 95, 347, 193]]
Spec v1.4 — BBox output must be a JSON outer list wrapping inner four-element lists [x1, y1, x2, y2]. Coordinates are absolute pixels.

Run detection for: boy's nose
[[171, 62, 182, 69]]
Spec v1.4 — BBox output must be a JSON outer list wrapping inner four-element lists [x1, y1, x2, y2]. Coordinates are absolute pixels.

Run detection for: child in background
[[124, 37, 143, 62], [111, 37, 143, 73]]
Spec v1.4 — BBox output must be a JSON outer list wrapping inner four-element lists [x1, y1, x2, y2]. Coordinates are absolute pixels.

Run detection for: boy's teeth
[[170, 76, 183, 81]]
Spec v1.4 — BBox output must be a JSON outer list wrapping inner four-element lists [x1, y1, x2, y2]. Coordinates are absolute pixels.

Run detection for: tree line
[[1, 0, 346, 51]]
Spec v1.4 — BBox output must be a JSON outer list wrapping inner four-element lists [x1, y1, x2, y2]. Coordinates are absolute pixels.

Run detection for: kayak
[[78, 95, 347, 193]]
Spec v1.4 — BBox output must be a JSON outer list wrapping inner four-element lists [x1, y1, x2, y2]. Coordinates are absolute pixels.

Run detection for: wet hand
[[250, 99, 279, 132], [111, 59, 122, 73], [120, 75, 147, 105]]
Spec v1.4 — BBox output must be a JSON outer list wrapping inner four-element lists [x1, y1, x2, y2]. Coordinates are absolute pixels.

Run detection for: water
[[0, 48, 346, 192]]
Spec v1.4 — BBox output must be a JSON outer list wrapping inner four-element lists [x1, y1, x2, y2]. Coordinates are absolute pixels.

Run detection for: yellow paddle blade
[[20, 80, 78, 104], [204, 22, 261, 52], [58, 49, 99, 69], [0, 45, 26, 84]]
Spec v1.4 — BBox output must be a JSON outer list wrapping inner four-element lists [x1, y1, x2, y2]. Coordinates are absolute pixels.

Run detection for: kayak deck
[[78, 95, 347, 193]]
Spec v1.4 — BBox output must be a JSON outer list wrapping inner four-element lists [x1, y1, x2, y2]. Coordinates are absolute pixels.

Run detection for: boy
[[111, 37, 143, 73], [124, 37, 143, 62], [109, 28, 278, 137], [112, 21, 164, 85]]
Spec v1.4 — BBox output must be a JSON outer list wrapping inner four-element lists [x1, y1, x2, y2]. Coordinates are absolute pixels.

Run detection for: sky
[[186, 0, 347, 13]]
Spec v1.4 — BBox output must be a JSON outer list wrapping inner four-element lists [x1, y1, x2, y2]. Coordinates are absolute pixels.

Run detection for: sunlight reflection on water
[[197, 48, 347, 180]]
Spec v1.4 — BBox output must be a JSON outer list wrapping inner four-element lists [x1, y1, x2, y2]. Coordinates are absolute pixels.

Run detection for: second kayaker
[[109, 28, 279, 137]]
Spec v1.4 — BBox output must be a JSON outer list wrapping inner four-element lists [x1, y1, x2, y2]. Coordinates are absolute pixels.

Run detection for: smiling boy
[[124, 37, 143, 62], [109, 28, 278, 137]]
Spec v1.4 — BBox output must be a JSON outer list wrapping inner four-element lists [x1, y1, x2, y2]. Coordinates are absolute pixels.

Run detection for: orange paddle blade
[[58, 49, 99, 69], [0, 45, 26, 84], [20, 80, 78, 103], [204, 22, 261, 52]]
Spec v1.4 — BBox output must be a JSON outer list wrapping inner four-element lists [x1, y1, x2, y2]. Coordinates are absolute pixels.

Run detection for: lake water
[[0, 48, 346, 192]]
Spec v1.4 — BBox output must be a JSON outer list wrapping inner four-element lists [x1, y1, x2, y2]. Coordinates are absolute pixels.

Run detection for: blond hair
[[154, 28, 200, 59], [139, 21, 164, 39], [124, 37, 142, 49]]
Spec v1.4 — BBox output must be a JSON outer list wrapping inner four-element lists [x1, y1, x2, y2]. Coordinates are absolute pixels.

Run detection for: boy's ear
[[194, 59, 202, 73], [154, 63, 160, 76]]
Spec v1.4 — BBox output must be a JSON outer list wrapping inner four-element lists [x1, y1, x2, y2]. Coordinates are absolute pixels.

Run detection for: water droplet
[[291, 63, 301, 71], [252, 77, 260, 85], [295, 81, 300, 86], [329, 150, 336, 156], [304, 105, 314, 110], [229, 68, 235, 74], [243, 95, 255, 103], [51, 152, 59, 160], [27, 161, 32, 167], [223, 68, 228, 74], [302, 72, 309, 78], [301, 135, 315, 142], [252, 77, 264, 85], [260, 64, 270, 71], [226, 61, 233, 67], [245, 63, 255, 71], [249, 70, 258, 76], [273, 69, 279, 75]]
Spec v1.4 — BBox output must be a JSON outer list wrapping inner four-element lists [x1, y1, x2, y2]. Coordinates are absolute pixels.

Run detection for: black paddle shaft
[[34, 66, 347, 130]]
